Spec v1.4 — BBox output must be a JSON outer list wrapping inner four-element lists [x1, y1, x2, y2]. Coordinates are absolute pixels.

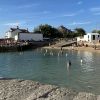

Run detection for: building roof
[[10, 26, 29, 33], [87, 33, 99, 35]]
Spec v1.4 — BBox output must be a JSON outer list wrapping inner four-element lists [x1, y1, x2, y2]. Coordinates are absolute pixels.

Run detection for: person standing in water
[[67, 60, 71, 70], [80, 57, 83, 64]]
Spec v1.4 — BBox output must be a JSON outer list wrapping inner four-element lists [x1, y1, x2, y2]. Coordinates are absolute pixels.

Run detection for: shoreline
[[0, 79, 100, 100], [42, 46, 100, 53]]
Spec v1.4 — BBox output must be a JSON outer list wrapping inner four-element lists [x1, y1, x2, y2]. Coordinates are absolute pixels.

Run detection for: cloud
[[47, 13, 77, 19], [90, 7, 100, 12], [77, 1, 83, 5], [67, 21, 91, 26], [17, 3, 39, 9], [42, 11, 50, 14], [63, 13, 77, 17], [78, 9, 85, 13], [93, 12, 100, 15], [13, 10, 50, 18], [4, 21, 27, 26], [4, 22, 20, 26], [33, 11, 50, 15]]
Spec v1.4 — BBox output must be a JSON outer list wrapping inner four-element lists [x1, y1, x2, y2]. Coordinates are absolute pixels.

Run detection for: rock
[[0, 79, 99, 100], [73, 92, 97, 100]]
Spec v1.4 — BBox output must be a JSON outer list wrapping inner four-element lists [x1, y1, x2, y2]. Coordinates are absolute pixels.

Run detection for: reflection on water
[[0, 49, 100, 94], [81, 51, 94, 72]]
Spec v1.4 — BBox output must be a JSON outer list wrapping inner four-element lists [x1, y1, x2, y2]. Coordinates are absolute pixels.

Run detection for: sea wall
[[0, 79, 100, 100], [0, 41, 50, 52]]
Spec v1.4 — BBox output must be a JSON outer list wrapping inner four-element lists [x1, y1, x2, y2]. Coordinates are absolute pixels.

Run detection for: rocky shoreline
[[0, 79, 100, 100]]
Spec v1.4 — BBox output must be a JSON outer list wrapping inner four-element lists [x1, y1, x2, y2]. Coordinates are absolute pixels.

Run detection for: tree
[[97, 30, 100, 34], [92, 30, 97, 33], [74, 28, 86, 36], [33, 24, 62, 38], [92, 30, 100, 34], [33, 24, 83, 38], [58, 25, 74, 38]]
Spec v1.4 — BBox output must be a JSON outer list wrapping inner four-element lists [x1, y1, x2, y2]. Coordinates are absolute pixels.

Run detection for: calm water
[[0, 49, 100, 94]]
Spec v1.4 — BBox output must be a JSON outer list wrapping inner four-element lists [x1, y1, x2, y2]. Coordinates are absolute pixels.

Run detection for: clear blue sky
[[0, 0, 100, 37]]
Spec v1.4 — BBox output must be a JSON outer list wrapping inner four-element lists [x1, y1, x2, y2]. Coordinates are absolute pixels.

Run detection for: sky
[[0, 0, 100, 37]]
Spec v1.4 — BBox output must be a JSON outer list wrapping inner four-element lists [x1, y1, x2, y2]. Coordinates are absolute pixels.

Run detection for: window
[[93, 35, 95, 40]]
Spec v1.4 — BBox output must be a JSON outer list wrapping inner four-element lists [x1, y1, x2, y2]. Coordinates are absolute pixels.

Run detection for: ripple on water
[[0, 50, 100, 94]]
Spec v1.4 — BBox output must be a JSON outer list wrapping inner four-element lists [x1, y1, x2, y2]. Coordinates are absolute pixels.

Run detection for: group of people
[[43, 48, 83, 71]]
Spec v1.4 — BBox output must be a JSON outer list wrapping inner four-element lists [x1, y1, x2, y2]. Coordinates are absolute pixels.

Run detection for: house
[[5, 26, 43, 41], [77, 33, 100, 43]]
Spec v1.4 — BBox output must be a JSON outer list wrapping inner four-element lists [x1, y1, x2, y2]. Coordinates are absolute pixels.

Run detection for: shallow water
[[0, 49, 100, 94]]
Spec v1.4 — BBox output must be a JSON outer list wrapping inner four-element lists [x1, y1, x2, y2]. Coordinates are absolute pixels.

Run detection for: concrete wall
[[18, 33, 43, 41]]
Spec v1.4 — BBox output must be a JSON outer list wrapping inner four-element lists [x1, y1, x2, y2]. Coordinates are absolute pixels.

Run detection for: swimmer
[[80, 57, 83, 64]]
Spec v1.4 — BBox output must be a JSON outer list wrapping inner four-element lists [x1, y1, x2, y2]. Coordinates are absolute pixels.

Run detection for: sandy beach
[[43, 46, 100, 53], [0, 79, 100, 100]]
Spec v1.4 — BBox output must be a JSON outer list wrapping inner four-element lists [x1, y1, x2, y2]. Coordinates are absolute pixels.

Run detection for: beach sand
[[43, 46, 100, 53]]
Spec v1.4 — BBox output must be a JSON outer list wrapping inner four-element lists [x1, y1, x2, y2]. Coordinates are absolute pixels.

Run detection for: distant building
[[77, 33, 100, 43], [5, 26, 43, 41]]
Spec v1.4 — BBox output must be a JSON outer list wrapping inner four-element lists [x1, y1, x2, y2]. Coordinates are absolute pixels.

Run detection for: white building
[[77, 33, 100, 43], [5, 26, 43, 41]]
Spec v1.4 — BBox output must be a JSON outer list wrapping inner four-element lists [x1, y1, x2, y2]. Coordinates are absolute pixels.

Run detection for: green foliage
[[33, 24, 62, 38], [33, 24, 86, 38], [74, 28, 86, 36], [98, 30, 100, 34], [92, 30, 100, 34], [58, 25, 68, 37]]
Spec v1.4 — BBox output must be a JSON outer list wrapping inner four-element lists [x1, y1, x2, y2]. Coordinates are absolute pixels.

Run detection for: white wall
[[15, 35, 18, 41], [31, 33, 43, 41], [77, 37, 84, 42], [77, 33, 100, 43], [18, 33, 43, 41], [6, 29, 21, 38], [84, 35, 90, 42], [86, 33, 100, 43], [6, 29, 43, 41], [6, 31, 12, 38]]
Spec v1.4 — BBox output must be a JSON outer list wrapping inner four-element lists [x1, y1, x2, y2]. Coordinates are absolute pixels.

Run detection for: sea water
[[0, 49, 100, 94]]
